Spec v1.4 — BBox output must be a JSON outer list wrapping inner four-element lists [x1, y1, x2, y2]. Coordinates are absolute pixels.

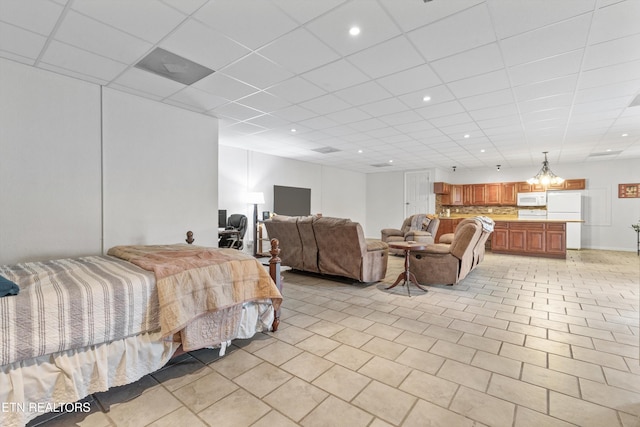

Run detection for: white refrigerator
[[546, 192, 582, 250]]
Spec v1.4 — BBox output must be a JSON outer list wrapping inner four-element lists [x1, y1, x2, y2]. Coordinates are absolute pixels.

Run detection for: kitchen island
[[491, 220, 566, 259], [437, 216, 572, 259]]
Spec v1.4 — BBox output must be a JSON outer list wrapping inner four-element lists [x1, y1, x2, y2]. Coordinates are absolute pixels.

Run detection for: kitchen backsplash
[[435, 195, 547, 217]]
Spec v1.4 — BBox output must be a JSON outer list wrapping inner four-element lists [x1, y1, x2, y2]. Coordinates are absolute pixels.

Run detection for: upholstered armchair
[[439, 217, 494, 268], [381, 215, 440, 255], [409, 220, 483, 285]]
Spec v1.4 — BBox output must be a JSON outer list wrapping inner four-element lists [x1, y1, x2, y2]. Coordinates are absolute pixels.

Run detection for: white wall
[[0, 59, 219, 264], [102, 89, 219, 250], [0, 59, 102, 264], [218, 146, 369, 249]]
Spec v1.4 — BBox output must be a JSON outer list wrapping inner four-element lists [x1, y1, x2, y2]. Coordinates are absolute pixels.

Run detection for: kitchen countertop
[[439, 214, 583, 222]]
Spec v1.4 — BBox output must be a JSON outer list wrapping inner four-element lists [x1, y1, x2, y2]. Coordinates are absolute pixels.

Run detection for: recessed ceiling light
[[622, 133, 628, 137], [389, 159, 393, 163], [464, 134, 470, 139], [349, 26, 361, 36], [606, 148, 612, 152], [480, 149, 485, 153], [358, 149, 363, 154], [422, 95, 431, 102], [291, 128, 297, 133]]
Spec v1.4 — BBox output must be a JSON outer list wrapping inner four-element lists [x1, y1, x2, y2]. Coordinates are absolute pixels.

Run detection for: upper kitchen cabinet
[[485, 183, 502, 205], [501, 182, 517, 205], [517, 182, 546, 193]]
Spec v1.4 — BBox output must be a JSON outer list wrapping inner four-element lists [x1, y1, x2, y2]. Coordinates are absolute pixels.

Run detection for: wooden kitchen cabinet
[[450, 185, 463, 205], [501, 182, 517, 205], [485, 183, 502, 205], [463, 185, 473, 205], [471, 184, 486, 205], [517, 182, 545, 193], [564, 179, 586, 190], [492, 221, 566, 259], [434, 182, 450, 194]]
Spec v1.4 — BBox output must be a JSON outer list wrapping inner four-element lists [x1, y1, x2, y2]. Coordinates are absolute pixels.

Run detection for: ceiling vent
[[311, 146, 341, 154], [629, 94, 640, 107], [135, 47, 214, 85], [370, 163, 393, 167], [587, 150, 622, 157]]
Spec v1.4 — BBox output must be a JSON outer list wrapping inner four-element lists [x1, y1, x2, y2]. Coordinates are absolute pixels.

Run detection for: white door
[[404, 171, 430, 217]]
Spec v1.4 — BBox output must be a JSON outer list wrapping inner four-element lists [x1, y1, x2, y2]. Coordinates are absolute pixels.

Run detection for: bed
[[0, 236, 283, 427]]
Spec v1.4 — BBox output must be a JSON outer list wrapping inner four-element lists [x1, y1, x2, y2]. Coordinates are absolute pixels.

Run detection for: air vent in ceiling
[[629, 94, 640, 107], [311, 146, 341, 154], [588, 150, 622, 157], [370, 163, 393, 167], [135, 47, 214, 85]]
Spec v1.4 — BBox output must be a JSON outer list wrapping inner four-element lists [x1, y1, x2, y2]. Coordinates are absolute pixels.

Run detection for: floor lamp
[[247, 192, 265, 257]]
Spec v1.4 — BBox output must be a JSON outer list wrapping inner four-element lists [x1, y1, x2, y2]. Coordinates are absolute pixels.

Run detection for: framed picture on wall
[[262, 211, 271, 220]]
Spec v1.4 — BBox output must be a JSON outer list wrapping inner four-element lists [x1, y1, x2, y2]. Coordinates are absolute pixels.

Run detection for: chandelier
[[527, 152, 564, 186]]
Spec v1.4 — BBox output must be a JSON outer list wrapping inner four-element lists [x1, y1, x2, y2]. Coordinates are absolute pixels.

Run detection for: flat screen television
[[218, 209, 227, 228], [273, 185, 311, 216]]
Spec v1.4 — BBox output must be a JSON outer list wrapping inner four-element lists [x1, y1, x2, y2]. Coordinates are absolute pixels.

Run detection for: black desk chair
[[218, 214, 247, 250]]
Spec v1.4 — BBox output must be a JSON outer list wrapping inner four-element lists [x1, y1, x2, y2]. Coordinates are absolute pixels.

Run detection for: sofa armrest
[[439, 233, 454, 244], [366, 240, 388, 252], [381, 228, 402, 241]]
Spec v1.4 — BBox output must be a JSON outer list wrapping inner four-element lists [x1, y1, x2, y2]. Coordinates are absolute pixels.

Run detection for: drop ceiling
[[1, 0, 639, 173]]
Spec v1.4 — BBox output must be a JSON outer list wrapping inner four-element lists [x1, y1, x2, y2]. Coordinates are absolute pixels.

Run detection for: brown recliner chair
[[381, 215, 440, 255], [409, 219, 483, 285], [439, 217, 494, 268]]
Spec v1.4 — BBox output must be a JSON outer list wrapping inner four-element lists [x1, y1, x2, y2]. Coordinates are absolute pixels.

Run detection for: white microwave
[[517, 192, 547, 206]]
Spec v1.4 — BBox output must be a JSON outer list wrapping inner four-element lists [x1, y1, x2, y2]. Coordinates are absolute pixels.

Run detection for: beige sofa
[[381, 215, 440, 255], [409, 219, 484, 285], [263, 215, 388, 283]]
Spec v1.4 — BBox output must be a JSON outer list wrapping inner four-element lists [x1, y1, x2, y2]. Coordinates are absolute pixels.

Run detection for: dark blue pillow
[[0, 275, 19, 297]]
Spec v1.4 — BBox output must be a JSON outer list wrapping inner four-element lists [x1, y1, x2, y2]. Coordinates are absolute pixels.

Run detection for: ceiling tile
[[160, 19, 250, 71], [376, 63, 442, 96], [578, 59, 640, 90], [398, 85, 455, 109], [258, 27, 339, 75], [447, 69, 511, 98], [0, 0, 63, 35], [431, 43, 505, 83], [167, 86, 229, 111], [55, 11, 153, 64], [469, 104, 519, 121], [416, 100, 465, 120], [380, 0, 484, 32], [0, 22, 47, 59], [193, 72, 259, 101], [459, 89, 515, 111], [513, 75, 578, 102], [305, 0, 401, 56], [271, 104, 317, 122], [574, 80, 640, 104], [267, 77, 327, 104], [194, 0, 298, 50], [210, 101, 264, 121], [488, 0, 595, 39], [160, 0, 208, 15], [271, 0, 347, 24], [348, 36, 424, 79], [221, 53, 293, 89], [71, 0, 185, 44], [359, 97, 408, 117], [334, 81, 392, 106], [39, 40, 128, 82], [325, 108, 372, 125], [408, 3, 495, 61], [589, 0, 640, 44], [301, 59, 369, 92], [508, 50, 583, 86], [236, 90, 292, 113], [583, 33, 640, 71], [111, 66, 186, 98], [501, 14, 591, 67], [300, 94, 351, 115]]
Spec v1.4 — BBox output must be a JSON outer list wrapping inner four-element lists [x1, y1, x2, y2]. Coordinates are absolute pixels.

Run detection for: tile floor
[[30, 250, 640, 427]]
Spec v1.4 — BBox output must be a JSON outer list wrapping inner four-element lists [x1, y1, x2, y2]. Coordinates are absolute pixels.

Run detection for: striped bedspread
[[0, 256, 158, 366]]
